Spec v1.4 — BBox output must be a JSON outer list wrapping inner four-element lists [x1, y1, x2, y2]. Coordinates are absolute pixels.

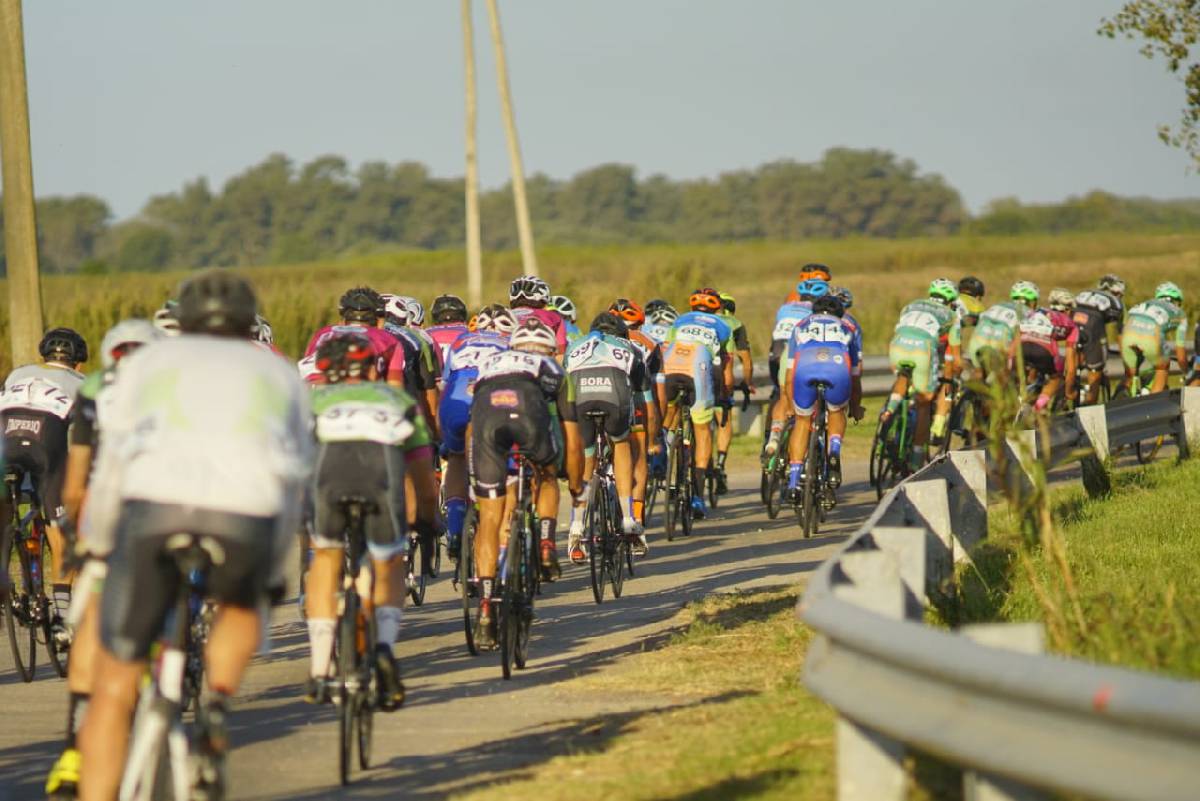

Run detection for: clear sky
[[21, 0, 1196, 219]]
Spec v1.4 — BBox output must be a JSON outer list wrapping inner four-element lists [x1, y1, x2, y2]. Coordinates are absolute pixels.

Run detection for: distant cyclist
[[966, 281, 1037, 380], [956, 276, 986, 327], [1072, 277, 1126, 404], [1121, 281, 1189, 394], [381, 293, 441, 435], [607, 299, 663, 530], [642, 300, 677, 345], [714, 291, 753, 495], [425, 294, 472, 367], [301, 287, 406, 385], [508, 275, 568, 355], [764, 279, 826, 456], [548, 294, 583, 345]]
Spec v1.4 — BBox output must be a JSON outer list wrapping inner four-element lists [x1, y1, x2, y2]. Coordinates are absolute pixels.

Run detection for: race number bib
[[981, 306, 1018, 328], [676, 324, 718, 349], [897, 310, 941, 338], [0, 378, 73, 419], [316, 402, 414, 446], [773, 318, 800, 341], [793, 320, 849, 346]]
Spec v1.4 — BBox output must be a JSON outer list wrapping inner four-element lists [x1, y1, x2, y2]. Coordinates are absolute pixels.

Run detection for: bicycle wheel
[[586, 476, 607, 604], [407, 534, 426, 607], [499, 524, 522, 680], [357, 693, 373, 770], [337, 591, 360, 785], [664, 439, 681, 541], [799, 426, 822, 539], [679, 441, 695, 538], [759, 469, 770, 506], [644, 473, 661, 529], [608, 484, 627, 598], [869, 418, 888, 496], [460, 505, 479, 656], [706, 470, 719, 510], [516, 520, 536, 667], [5, 531, 36, 682], [41, 534, 67, 678]]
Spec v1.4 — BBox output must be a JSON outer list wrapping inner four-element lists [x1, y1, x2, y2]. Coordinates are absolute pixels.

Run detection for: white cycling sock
[[307, 618, 336, 678], [375, 605, 404, 647]]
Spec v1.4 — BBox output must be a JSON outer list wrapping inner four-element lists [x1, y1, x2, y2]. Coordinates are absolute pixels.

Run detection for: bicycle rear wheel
[[517, 521, 535, 668], [459, 505, 479, 656], [586, 476, 607, 604], [706, 470, 719, 510], [407, 534, 427, 607], [337, 591, 360, 785], [664, 440, 681, 541], [799, 427, 822, 539], [644, 473, 661, 529], [357, 693, 373, 770], [5, 532, 36, 682], [499, 524, 522, 680], [41, 534, 67, 678], [608, 486, 627, 598]]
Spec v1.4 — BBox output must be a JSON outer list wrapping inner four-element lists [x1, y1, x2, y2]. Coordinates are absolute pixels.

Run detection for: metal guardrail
[[798, 387, 1200, 801]]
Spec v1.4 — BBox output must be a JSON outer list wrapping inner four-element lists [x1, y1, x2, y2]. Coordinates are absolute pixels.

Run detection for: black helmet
[[812, 295, 845, 318], [590, 312, 629, 339], [958, 276, 985, 298], [431, 294, 468, 324], [338, 286, 381, 324], [39, 327, 88, 364], [176, 269, 258, 337]]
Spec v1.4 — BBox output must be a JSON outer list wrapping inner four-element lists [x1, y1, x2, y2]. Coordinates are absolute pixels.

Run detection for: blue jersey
[[564, 321, 583, 346], [843, 312, 864, 375], [787, 313, 858, 366], [787, 312, 857, 411], [667, 312, 733, 362], [441, 331, 510, 403], [642, 322, 671, 344], [772, 301, 814, 343]]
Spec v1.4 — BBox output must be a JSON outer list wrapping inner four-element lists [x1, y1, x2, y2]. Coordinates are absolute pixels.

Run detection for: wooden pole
[[0, 0, 44, 366], [462, 0, 483, 308], [483, 0, 538, 277]]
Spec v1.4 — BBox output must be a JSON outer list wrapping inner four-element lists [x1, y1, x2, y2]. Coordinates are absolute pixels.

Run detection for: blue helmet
[[797, 279, 830, 299]]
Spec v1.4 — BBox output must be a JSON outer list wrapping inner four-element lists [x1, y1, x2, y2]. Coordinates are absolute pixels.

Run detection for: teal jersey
[[1127, 299, 1188, 348], [894, 299, 961, 347]]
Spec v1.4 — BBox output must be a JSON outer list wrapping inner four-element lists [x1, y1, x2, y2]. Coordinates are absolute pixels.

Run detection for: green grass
[[452, 588, 836, 801], [956, 459, 1200, 679]]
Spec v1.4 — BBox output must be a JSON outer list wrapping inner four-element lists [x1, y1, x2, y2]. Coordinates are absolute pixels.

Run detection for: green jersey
[[718, 311, 750, 352], [894, 299, 961, 347], [311, 382, 431, 449], [1126, 299, 1188, 348]]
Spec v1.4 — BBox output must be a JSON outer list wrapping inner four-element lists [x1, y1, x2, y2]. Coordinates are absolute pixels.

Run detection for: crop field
[[1, 231, 1197, 375]]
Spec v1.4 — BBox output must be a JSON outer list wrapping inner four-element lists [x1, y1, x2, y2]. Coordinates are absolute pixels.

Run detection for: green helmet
[[1010, 280, 1039, 305], [1155, 281, 1183, 303], [928, 278, 958, 304]]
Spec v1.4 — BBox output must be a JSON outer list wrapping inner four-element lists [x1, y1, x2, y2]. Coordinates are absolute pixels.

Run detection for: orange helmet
[[785, 288, 801, 304], [688, 289, 721, 312], [798, 263, 831, 283], [608, 298, 645, 326]]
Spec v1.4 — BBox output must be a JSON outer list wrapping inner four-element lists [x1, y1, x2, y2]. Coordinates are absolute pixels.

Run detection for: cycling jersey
[[384, 323, 439, 398], [787, 312, 857, 414], [510, 306, 568, 353], [842, 312, 865, 377], [1123, 298, 1189, 374], [770, 300, 814, 386], [660, 312, 732, 424], [1018, 309, 1077, 375], [563, 320, 584, 346], [4, 363, 85, 401], [642, 322, 672, 344], [718, 311, 751, 352], [301, 324, 406, 384], [426, 322, 470, 366], [888, 299, 961, 394], [562, 332, 649, 446], [439, 331, 511, 454], [69, 368, 116, 452], [967, 301, 1028, 366]]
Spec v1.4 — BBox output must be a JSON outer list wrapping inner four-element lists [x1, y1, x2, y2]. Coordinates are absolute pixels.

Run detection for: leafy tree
[[115, 223, 173, 271]]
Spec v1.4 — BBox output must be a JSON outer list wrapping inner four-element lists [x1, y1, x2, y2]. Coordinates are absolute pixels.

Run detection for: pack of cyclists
[[1, 263, 1195, 801]]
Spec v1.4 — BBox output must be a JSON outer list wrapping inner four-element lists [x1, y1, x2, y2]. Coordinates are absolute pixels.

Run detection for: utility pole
[[0, 0, 44, 366], [484, 0, 538, 277], [462, 0, 483, 308]]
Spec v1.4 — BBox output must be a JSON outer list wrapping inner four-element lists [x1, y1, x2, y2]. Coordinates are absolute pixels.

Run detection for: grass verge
[[452, 587, 835, 801]]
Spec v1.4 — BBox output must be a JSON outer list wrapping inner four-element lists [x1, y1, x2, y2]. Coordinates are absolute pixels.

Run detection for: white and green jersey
[[311, 382, 430, 449], [1126, 299, 1188, 348], [893, 299, 961, 347], [974, 301, 1028, 343]]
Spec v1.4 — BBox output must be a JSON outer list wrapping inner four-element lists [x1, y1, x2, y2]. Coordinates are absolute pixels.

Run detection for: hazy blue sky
[[22, 1, 1196, 218]]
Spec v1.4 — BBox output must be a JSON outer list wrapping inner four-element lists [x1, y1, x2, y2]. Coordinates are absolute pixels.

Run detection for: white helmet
[[251, 313, 274, 345], [474, 304, 517, 335], [402, 296, 425, 326], [152, 301, 181, 337], [101, 319, 161, 369], [382, 294, 409, 325], [1020, 311, 1055, 339], [509, 318, 557, 353], [1047, 288, 1074, 312], [509, 275, 550, 304]]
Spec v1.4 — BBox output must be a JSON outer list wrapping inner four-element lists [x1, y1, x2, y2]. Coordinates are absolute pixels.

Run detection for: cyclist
[[563, 313, 652, 561], [966, 281, 1038, 380], [304, 333, 439, 709], [381, 294, 441, 435], [469, 318, 567, 648], [1121, 282, 1189, 394], [783, 294, 863, 493], [714, 291, 753, 496], [508, 275, 568, 354], [657, 288, 733, 519], [78, 270, 312, 801], [301, 287, 406, 385], [0, 326, 89, 646], [1011, 309, 1068, 412], [798, 263, 832, 283], [642, 300, 678, 345], [607, 299, 663, 531], [957, 276, 986, 327], [828, 285, 865, 407], [881, 279, 962, 471], [1045, 288, 1081, 405], [439, 305, 516, 559], [1073, 278, 1126, 404], [548, 294, 583, 345], [426, 294, 472, 366], [764, 279, 827, 456]]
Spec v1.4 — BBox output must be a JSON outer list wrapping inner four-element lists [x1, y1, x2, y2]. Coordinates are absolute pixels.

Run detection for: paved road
[[0, 463, 875, 800]]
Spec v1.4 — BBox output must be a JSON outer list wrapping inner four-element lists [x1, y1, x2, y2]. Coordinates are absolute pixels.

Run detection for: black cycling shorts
[[1020, 342, 1057, 379], [312, 441, 407, 560], [1072, 307, 1108, 370], [768, 340, 787, 391], [1, 410, 68, 520], [562, 368, 633, 445], [469, 379, 557, 499], [99, 501, 274, 662]]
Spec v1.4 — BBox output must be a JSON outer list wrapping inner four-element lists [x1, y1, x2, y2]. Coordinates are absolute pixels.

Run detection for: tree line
[[0, 147, 1196, 275]]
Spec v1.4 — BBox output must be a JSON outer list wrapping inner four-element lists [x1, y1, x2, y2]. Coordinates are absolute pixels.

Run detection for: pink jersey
[[303, 324, 406, 381], [1045, 309, 1079, 348], [427, 323, 470, 366], [510, 306, 568, 353]]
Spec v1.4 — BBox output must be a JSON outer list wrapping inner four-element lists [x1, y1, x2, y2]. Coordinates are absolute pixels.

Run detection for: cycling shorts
[[768, 339, 787, 390], [790, 349, 852, 416], [1, 410, 68, 520], [1020, 341, 1058, 378], [561, 367, 633, 449], [438, 393, 472, 456], [469, 379, 558, 499], [965, 320, 1013, 369], [312, 441, 408, 560], [660, 371, 715, 425], [100, 501, 274, 662], [888, 332, 938, 395], [1121, 329, 1164, 375], [1072, 307, 1109, 370]]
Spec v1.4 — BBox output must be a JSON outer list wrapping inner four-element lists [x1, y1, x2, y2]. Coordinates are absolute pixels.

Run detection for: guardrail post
[[1181, 387, 1200, 456], [990, 431, 1036, 499], [943, 450, 988, 557], [960, 623, 1048, 801], [832, 550, 907, 801], [1074, 405, 1111, 498], [865, 526, 927, 617], [898, 479, 953, 596]]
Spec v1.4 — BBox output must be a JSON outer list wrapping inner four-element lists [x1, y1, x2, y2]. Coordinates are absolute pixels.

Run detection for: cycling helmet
[[646, 303, 679, 326], [382, 294, 409, 325], [608, 298, 645, 326], [928, 278, 959, 304], [689, 288, 722, 312], [315, 333, 375, 383], [644, 299, 676, 319], [100, 319, 160, 369], [717, 292, 736, 314], [509, 318, 557, 353], [1010, 280, 1040, 305], [431, 294, 469, 324], [474, 303, 518, 335], [251, 314, 274, 345], [799, 263, 832, 282], [152, 301, 181, 336], [1099, 274, 1126, 296], [1047, 288, 1074, 312], [547, 295, 577, 323], [958, 276, 985, 298], [404, 296, 425, 326], [338, 286, 381, 324], [1155, 281, 1184, 303], [591, 312, 629, 339], [796, 279, 830, 299], [1020, 311, 1055, 339], [39, 327, 88, 365], [509, 274, 550, 305], [829, 286, 854, 309], [177, 269, 259, 337], [812, 295, 845, 318]]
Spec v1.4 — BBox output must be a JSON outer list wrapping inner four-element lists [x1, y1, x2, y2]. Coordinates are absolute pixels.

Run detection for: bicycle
[[761, 415, 794, 521], [497, 450, 540, 680], [118, 535, 223, 801], [406, 523, 440, 607], [3, 466, 67, 682], [642, 431, 667, 529], [870, 365, 917, 500], [795, 383, 833, 538], [663, 390, 694, 541], [458, 502, 482, 656], [582, 411, 634, 604]]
